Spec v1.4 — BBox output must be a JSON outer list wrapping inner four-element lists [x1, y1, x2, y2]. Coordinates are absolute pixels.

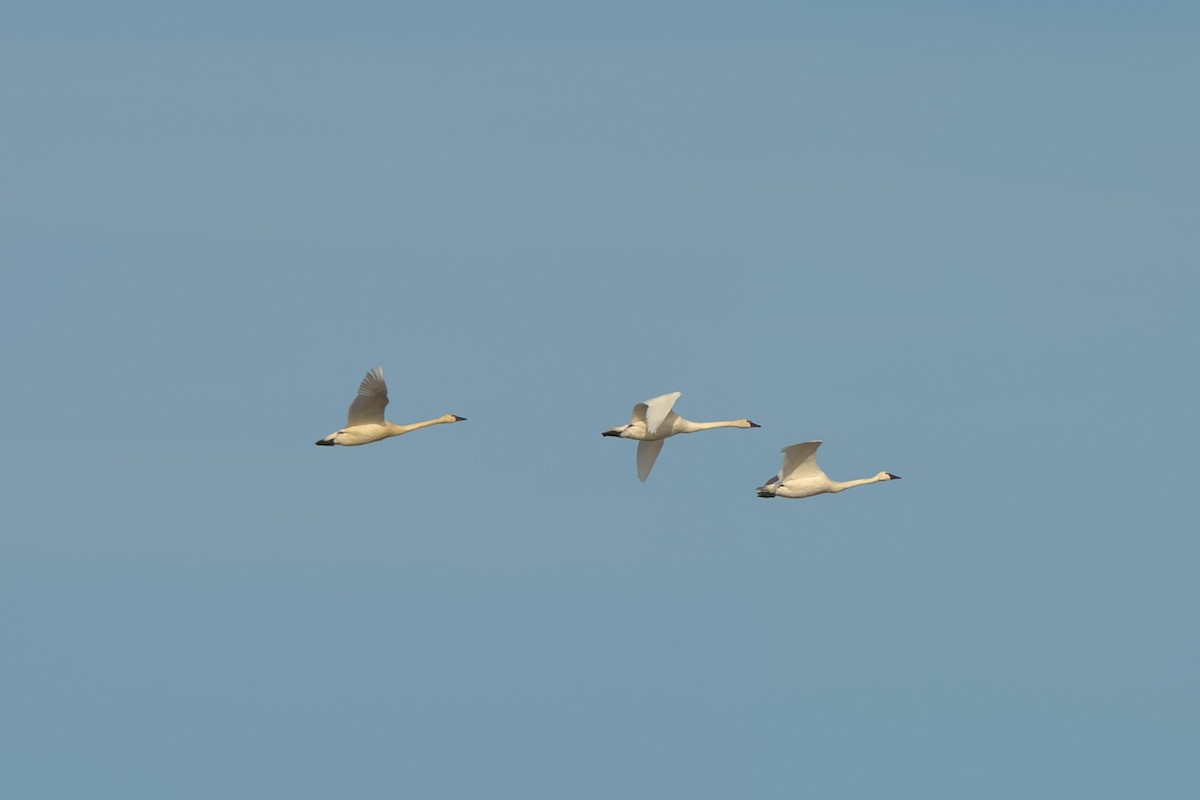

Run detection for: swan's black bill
[[602, 430, 621, 437], [748, 421, 761, 428], [452, 415, 467, 421], [886, 473, 901, 479], [756, 490, 775, 498], [314, 439, 334, 446]]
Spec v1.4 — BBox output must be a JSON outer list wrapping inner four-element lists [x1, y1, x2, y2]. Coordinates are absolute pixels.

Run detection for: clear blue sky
[[3, 2, 1198, 797]]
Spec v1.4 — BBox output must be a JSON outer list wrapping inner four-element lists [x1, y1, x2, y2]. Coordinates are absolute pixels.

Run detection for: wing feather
[[636, 439, 666, 481], [346, 366, 389, 426], [634, 391, 681, 436], [779, 441, 823, 481]]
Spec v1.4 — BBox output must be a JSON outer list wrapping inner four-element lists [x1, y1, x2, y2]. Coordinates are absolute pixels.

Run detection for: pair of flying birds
[[316, 367, 901, 500]]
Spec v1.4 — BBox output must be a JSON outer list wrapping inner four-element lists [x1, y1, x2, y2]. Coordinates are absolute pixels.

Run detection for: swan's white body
[[315, 366, 465, 447], [603, 391, 760, 481], [756, 441, 900, 499]]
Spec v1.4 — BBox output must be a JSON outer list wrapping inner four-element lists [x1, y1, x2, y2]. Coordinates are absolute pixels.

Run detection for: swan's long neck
[[678, 419, 745, 434], [829, 475, 887, 493], [386, 417, 453, 436]]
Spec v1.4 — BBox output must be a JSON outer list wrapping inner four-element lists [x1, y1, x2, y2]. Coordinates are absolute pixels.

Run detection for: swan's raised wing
[[346, 366, 389, 426], [636, 439, 666, 482], [632, 391, 681, 436], [779, 441, 823, 481]]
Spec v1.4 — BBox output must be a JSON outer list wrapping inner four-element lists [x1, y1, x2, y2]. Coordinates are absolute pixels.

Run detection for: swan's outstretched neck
[[679, 419, 760, 433], [830, 472, 900, 492], [388, 414, 466, 436]]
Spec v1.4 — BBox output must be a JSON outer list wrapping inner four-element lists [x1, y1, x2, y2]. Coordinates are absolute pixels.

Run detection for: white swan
[[315, 366, 465, 447], [755, 441, 900, 499], [602, 391, 760, 481]]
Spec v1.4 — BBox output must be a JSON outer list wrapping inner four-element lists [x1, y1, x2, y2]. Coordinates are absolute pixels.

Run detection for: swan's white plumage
[[779, 441, 823, 481], [346, 366, 389, 426], [636, 439, 666, 482], [636, 392, 681, 437]]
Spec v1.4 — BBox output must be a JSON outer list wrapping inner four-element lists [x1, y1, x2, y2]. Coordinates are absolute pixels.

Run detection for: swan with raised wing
[[756, 441, 900, 499], [602, 391, 760, 481], [315, 366, 465, 447]]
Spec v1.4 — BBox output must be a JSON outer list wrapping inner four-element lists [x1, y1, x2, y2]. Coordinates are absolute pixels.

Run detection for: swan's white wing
[[779, 441, 823, 481], [346, 366, 389, 426], [637, 439, 666, 482], [632, 391, 681, 435]]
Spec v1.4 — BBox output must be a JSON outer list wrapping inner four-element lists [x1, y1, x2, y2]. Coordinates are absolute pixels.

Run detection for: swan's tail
[[756, 476, 779, 498]]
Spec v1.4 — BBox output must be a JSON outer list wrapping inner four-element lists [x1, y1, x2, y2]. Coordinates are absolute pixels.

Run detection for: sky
[[2, 2, 1198, 797]]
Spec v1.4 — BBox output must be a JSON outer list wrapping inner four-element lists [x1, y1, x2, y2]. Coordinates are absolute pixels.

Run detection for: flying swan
[[315, 366, 465, 447], [602, 391, 760, 481], [755, 441, 900, 499]]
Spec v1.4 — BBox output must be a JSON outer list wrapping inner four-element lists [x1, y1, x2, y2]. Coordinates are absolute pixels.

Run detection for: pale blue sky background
[[3, 2, 1198, 797]]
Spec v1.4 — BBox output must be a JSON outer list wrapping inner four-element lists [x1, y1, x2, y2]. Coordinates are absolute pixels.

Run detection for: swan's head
[[878, 472, 901, 481], [602, 425, 631, 438], [737, 419, 761, 429]]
